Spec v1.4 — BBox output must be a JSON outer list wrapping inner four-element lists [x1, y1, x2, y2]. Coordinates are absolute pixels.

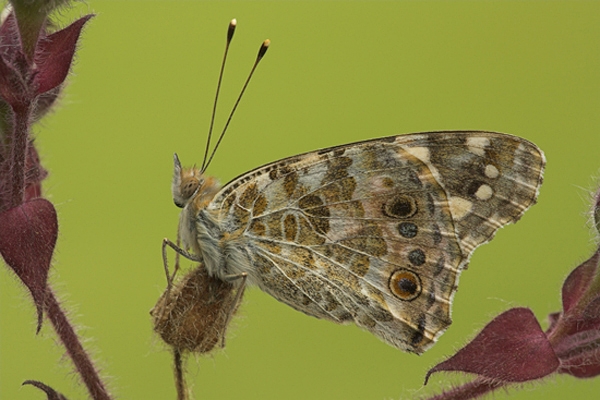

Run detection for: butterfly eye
[[180, 178, 200, 200], [389, 269, 422, 301]]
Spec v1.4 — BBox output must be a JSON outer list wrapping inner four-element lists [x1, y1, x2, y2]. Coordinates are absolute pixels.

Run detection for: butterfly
[[165, 130, 544, 354]]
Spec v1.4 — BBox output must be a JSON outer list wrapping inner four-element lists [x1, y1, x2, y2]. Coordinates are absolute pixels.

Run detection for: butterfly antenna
[[202, 39, 270, 173], [201, 19, 237, 172]]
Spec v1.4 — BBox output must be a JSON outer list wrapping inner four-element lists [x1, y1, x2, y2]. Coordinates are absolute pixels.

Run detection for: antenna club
[[257, 39, 270, 61], [227, 19, 237, 42], [204, 26, 270, 172]]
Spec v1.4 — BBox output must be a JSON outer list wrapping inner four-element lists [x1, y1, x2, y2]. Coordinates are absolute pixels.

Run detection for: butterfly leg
[[218, 272, 247, 348], [162, 238, 203, 290]]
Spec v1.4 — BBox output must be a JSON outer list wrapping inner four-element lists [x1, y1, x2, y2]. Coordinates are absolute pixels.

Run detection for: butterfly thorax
[[172, 157, 225, 274]]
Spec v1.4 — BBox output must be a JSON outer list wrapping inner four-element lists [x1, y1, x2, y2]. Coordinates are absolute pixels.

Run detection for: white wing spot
[[448, 196, 473, 220], [474, 184, 493, 200], [484, 164, 499, 179], [466, 137, 490, 157]]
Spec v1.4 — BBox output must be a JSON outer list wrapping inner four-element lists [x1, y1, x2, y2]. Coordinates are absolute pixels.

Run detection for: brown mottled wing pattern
[[208, 131, 545, 353]]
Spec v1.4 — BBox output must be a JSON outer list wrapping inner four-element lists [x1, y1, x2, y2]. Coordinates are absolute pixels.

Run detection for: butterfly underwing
[[171, 130, 544, 354]]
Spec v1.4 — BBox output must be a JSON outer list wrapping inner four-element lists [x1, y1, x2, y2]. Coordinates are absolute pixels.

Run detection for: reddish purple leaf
[[23, 380, 69, 400], [548, 250, 600, 342], [425, 308, 559, 384], [0, 199, 58, 331], [559, 349, 600, 378], [0, 12, 21, 62], [541, 249, 600, 379], [561, 364, 600, 379], [556, 327, 600, 378], [0, 11, 17, 42], [0, 52, 27, 109], [33, 15, 93, 95], [0, 13, 28, 109], [561, 250, 600, 315], [576, 295, 600, 332]]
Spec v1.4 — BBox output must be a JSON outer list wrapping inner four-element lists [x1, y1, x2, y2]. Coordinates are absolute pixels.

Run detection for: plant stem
[[44, 286, 112, 400], [9, 108, 29, 209], [174, 349, 187, 400]]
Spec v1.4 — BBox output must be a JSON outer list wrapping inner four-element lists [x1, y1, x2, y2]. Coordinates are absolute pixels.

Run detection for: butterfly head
[[172, 153, 220, 210]]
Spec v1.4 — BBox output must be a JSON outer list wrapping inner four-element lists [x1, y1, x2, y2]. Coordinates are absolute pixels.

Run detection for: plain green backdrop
[[1, 1, 600, 399]]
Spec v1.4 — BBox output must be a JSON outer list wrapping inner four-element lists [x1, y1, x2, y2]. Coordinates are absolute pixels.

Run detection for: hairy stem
[[174, 349, 187, 400], [9, 107, 29, 209], [44, 287, 112, 400]]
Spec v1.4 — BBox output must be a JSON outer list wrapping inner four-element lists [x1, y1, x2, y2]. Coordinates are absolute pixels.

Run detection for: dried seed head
[[151, 264, 242, 354]]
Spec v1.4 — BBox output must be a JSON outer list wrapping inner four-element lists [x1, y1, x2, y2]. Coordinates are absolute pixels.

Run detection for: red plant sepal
[[550, 249, 600, 378], [33, 14, 94, 95], [0, 13, 93, 111], [0, 198, 58, 332], [425, 307, 559, 384], [424, 248, 600, 399]]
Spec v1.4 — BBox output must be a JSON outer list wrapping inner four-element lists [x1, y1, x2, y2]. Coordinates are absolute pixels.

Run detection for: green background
[[1, 1, 600, 399]]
